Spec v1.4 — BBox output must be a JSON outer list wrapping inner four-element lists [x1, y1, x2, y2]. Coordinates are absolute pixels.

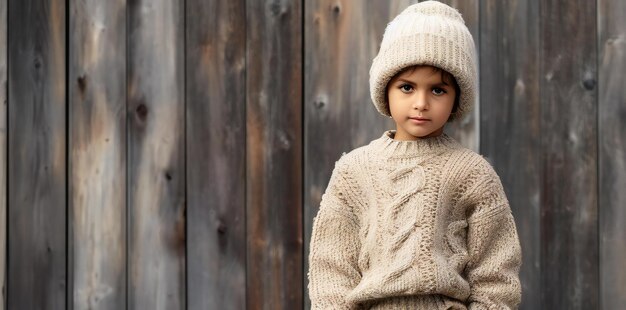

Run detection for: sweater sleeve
[[463, 160, 522, 310], [307, 160, 362, 310]]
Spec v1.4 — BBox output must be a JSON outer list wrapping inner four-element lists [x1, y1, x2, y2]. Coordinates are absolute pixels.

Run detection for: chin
[[408, 130, 435, 138]]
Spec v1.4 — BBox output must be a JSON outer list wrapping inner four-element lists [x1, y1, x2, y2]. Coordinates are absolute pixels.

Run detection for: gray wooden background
[[1, 0, 624, 309]]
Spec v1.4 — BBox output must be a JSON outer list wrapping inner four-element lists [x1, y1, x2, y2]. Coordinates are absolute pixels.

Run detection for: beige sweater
[[307, 130, 522, 309]]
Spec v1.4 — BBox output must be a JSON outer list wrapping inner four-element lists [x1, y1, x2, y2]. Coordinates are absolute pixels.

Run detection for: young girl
[[307, 1, 522, 309]]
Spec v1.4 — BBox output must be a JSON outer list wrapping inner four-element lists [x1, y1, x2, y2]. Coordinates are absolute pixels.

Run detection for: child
[[307, 1, 522, 309]]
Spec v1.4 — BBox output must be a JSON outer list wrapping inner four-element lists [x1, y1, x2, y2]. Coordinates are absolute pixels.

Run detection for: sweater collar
[[372, 130, 460, 158]]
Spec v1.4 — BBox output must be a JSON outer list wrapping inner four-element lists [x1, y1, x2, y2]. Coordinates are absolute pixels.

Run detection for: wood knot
[[313, 100, 325, 109], [314, 94, 329, 110], [331, 2, 341, 14], [77, 75, 87, 92], [136, 103, 148, 121], [582, 78, 596, 91], [34, 56, 42, 69], [269, 1, 286, 16], [582, 71, 596, 91], [217, 222, 227, 234]]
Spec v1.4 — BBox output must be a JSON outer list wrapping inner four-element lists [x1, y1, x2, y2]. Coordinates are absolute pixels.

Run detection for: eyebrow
[[395, 77, 450, 87]]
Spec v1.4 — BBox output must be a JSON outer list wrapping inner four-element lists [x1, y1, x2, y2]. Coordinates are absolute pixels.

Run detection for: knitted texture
[[307, 131, 522, 309], [369, 1, 478, 121]]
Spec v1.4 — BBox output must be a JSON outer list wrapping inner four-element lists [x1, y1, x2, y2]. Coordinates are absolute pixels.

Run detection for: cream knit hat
[[369, 1, 478, 121]]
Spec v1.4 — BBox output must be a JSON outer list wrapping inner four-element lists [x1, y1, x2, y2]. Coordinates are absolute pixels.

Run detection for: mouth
[[409, 117, 430, 124]]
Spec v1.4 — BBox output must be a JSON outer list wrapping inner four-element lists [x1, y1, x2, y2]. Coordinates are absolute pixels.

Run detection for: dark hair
[[385, 65, 461, 121]]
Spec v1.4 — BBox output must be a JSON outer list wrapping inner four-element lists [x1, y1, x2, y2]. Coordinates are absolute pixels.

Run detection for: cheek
[[433, 98, 455, 117], [388, 95, 405, 117], [387, 88, 407, 104], [387, 89, 399, 111]]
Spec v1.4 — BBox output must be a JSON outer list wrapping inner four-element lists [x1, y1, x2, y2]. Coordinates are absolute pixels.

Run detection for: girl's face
[[387, 65, 457, 140]]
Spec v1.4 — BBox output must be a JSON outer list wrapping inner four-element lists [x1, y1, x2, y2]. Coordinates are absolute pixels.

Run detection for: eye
[[432, 87, 447, 96], [399, 84, 413, 93]]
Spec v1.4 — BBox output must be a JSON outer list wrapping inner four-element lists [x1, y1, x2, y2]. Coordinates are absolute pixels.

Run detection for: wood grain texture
[[439, 0, 479, 152], [479, 1, 541, 309], [246, 0, 302, 308], [3, 2, 625, 308], [0, 0, 6, 308], [186, 1, 247, 309], [127, 0, 185, 309], [540, 0, 598, 308], [598, 0, 626, 308], [69, 0, 126, 308], [7, 0, 66, 309], [303, 1, 415, 309]]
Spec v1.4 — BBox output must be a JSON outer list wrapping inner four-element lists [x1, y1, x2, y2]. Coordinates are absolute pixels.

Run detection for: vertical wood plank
[[598, 0, 626, 308], [479, 1, 541, 309], [439, 0, 479, 152], [540, 0, 598, 308], [0, 0, 6, 307], [7, 0, 67, 309], [127, 0, 185, 309], [69, 0, 126, 308], [303, 1, 415, 309], [186, 1, 247, 309], [246, 0, 302, 308]]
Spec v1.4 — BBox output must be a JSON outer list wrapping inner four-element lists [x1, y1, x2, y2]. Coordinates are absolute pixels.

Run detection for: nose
[[412, 90, 429, 111]]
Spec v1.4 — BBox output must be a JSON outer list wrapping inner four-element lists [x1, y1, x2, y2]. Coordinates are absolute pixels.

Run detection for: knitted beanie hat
[[369, 1, 478, 121]]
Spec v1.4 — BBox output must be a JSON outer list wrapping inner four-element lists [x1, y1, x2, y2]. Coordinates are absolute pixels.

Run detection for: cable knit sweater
[[307, 130, 522, 309]]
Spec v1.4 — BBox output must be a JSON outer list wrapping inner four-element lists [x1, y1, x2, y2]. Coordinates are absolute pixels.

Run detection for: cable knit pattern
[[307, 130, 522, 309]]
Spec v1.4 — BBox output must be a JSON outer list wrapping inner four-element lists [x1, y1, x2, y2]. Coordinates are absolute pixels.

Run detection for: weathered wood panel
[[0, 0, 6, 308], [540, 0, 598, 308], [303, 1, 417, 309], [440, 0, 479, 151], [246, 0, 302, 308], [127, 0, 185, 309], [186, 1, 247, 309], [7, 0, 66, 309], [69, 0, 126, 308], [598, 0, 626, 308], [3, 2, 626, 309], [479, 1, 541, 309]]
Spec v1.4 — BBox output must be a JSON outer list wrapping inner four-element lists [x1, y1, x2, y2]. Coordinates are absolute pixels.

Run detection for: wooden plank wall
[[479, 1, 541, 309], [2, 0, 625, 309], [246, 0, 303, 309], [127, 0, 186, 308], [8, 0, 67, 309], [541, 1, 599, 308], [598, 0, 626, 308], [186, 1, 247, 309], [69, 1, 126, 308]]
